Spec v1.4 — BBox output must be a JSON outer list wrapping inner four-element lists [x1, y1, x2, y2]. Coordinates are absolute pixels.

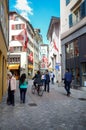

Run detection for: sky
[[9, 0, 60, 44]]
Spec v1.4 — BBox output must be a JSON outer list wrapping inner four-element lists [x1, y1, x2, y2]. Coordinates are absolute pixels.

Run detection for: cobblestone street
[[0, 80, 86, 130]]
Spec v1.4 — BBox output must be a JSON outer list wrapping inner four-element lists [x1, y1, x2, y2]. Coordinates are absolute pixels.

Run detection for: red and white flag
[[28, 52, 33, 63], [53, 40, 59, 51], [15, 29, 28, 48], [24, 29, 28, 49]]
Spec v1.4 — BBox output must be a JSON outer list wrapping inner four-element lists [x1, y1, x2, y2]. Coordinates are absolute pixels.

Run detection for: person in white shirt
[[7, 71, 16, 106]]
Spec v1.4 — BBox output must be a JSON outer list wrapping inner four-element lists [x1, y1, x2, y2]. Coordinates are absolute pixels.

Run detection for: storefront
[[65, 34, 86, 87], [8, 64, 20, 79], [79, 34, 86, 87], [28, 64, 33, 78]]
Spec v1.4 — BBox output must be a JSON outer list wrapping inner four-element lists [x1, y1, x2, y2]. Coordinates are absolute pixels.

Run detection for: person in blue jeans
[[64, 68, 72, 96], [19, 73, 28, 103]]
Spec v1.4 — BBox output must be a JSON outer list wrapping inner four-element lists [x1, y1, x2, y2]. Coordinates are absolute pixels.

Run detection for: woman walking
[[7, 71, 16, 106], [19, 73, 28, 103]]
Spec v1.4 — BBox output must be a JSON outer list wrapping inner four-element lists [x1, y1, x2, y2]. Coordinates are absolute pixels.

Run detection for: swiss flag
[[28, 53, 33, 62], [24, 29, 28, 49], [42, 56, 48, 63], [53, 40, 59, 51], [16, 29, 28, 48]]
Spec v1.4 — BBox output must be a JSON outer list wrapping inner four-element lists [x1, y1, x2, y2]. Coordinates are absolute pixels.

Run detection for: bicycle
[[31, 83, 44, 96]]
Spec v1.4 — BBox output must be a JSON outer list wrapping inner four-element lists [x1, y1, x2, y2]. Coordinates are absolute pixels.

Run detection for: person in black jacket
[[44, 70, 50, 92], [32, 70, 42, 93]]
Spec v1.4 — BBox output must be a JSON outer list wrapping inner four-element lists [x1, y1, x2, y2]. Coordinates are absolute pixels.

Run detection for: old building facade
[[60, 0, 86, 88], [8, 12, 35, 79], [47, 17, 61, 82], [0, 0, 9, 101]]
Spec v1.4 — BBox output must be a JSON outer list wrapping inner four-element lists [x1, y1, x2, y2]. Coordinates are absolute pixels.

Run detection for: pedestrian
[[19, 73, 28, 103], [32, 70, 42, 94], [64, 68, 72, 96], [50, 71, 55, 84], [41, 72, 46, 86], [44, 70, 50, 92], [7, 71, 16, 106]]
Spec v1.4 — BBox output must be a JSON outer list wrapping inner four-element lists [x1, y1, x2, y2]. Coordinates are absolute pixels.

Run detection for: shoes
[[7, 103, 11, 105], [12, 104, 15, 106], [67, 93, 70, 97], [20, 100, 23, 104]]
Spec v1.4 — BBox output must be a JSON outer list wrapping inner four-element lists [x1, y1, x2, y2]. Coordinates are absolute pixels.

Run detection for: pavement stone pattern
[[0, 80, 86, 130]]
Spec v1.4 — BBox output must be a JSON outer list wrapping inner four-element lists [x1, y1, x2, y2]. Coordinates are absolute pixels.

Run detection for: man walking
[[44, 70, 50, 92], [64, 68, 72, 96]]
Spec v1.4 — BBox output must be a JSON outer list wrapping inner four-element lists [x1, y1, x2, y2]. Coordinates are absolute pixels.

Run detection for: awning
[[28, 65, 33, 69], [8, 64, 19, 70]]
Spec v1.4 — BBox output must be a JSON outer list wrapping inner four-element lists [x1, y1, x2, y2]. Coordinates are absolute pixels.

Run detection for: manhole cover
[[28, 103, 37, 106], [78, 98, 86, 101]]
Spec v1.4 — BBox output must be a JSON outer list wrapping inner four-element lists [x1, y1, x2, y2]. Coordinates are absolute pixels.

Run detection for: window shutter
[[12, 25, 15, 30], [80, 0, 86, 19], [66, 0, 70, 6], [69, 14, 73, 27]]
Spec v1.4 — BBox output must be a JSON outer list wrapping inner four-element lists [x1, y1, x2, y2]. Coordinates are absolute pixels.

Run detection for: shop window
[[75, 67, 80, 85], [66, 44, 70, 59], [69, 43, 74, 58], [66, 43, 74, 59], [74, 40, 79, 56]]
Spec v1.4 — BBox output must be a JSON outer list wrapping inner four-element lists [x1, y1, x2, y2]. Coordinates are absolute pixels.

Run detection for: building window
[[12, 35, 14, 40], [16, 24, 21, 30], [74, 8, 80, 24], [13, 47, 22, 52], [69, 14, 73, 27], [66, 0, 70, 6], [15, 16, 19, 21], [80, 0, 86, 19], [11, 24, 25, 30], [8, 56, 20, 64]]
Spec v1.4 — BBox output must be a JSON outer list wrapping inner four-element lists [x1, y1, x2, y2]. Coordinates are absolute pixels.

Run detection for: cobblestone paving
[[0, 80, 86, 130]]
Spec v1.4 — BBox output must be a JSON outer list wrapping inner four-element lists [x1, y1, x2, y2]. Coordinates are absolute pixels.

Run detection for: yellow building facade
[[0, 0, 8, 102]]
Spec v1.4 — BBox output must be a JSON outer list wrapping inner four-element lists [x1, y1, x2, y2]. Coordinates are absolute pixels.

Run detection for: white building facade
[[8, 12, 35, 79], [39, 44, 49, 72], [33, 29, 43, 74], [60, 0, 86, 88], [47, 17, 61, 82]]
